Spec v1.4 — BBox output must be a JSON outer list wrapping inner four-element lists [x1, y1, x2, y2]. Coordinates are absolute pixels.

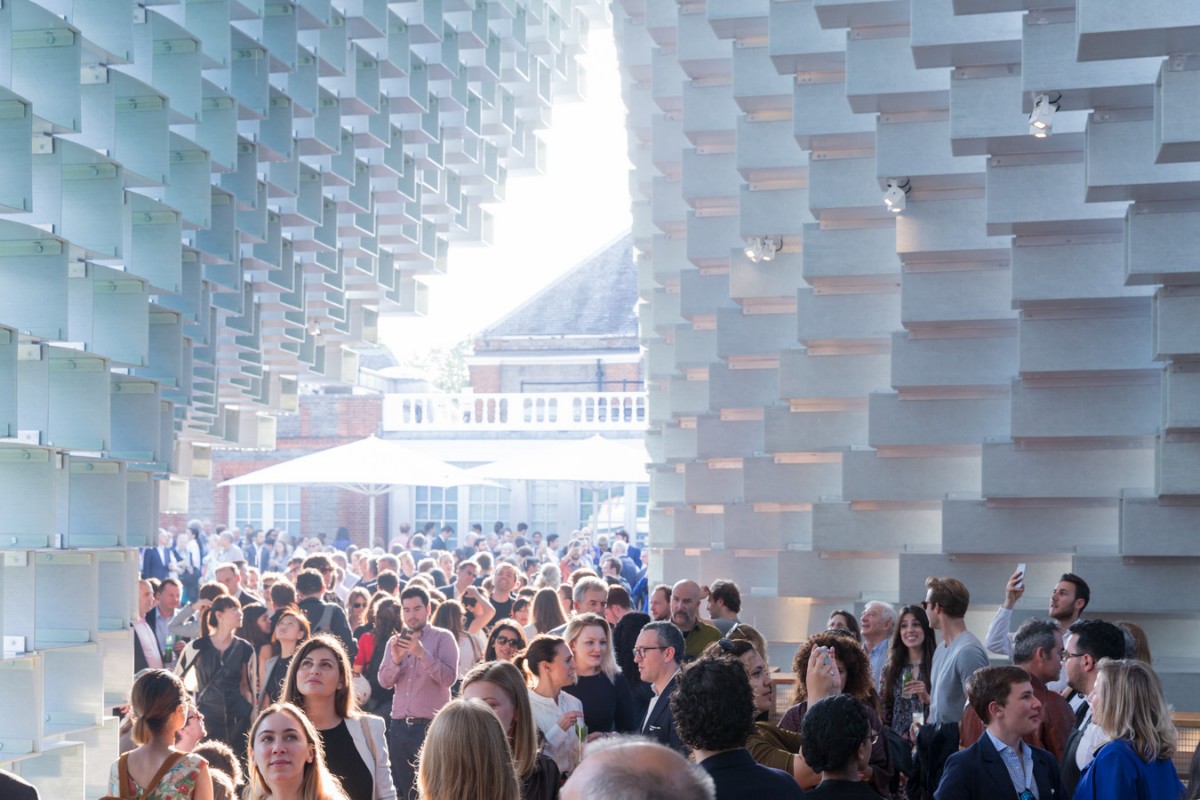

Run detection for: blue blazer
[[935, 732, 1065, 800]]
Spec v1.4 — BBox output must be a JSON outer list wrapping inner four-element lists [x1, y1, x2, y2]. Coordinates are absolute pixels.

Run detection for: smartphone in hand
[[1015, 563, 1026, 590]]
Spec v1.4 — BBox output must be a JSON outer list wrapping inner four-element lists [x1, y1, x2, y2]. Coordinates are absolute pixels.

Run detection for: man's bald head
[[562, 737, 714, 800], [670, 580, 702, 633]]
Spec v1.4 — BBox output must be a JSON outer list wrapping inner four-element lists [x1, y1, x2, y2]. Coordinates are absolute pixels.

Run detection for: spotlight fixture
[[882, 178, 910, 214], [1029, 93, 1060, 138], [743, 237, 763, 262], [742, 236, 781, 263], [760, 237, 780, 262]]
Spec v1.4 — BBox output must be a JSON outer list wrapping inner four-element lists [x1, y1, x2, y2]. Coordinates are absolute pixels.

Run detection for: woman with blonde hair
[[1075, 658, 1185, 799], [415, 698, 520, 800], [562, 612, 638, 735], [462, 660, 561, 800], [246, 702, 350, 800], [281, 635, 395, 800], [526, 587, 566, 637], [107, 669, 214, 799], [346, 586, 372, 634]]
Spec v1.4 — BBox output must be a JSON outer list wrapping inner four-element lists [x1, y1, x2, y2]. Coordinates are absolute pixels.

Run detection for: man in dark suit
[[1059, 619, 1126, 795], [935, 665, 1067, 800], [140, 530, 180, 580], [671, 655, 804, 798], [0, 769, 40, 800], [634, 620, 687, 753]]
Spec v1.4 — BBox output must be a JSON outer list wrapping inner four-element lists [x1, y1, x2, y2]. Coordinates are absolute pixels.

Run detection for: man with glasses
[[925, 576, 989, 725], [1058, 618, 1126, 795], [634, 621, 687, 752], [438, 558, 478, 600]]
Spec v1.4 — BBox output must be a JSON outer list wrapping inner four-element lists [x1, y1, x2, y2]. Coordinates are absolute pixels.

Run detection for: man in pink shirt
[[378, 585, 458, 799]]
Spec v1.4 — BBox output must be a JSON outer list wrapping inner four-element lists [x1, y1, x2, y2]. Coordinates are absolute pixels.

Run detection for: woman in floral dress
[[108, 669, 213, 798]]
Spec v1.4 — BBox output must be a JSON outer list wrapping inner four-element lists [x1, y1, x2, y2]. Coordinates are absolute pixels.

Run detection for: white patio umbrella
[[466, 435, 650, 484], [219, 435, 486, 548]]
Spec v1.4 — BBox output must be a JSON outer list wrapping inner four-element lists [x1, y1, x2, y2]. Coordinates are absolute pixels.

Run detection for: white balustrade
[[383, 392, 648, 431]]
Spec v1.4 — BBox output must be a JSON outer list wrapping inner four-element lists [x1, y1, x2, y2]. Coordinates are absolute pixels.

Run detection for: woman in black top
[[281, 634, 394, 799], [257, 605, 310, 709], [175, 595, 255, 756], [561, 613, 638, 735]]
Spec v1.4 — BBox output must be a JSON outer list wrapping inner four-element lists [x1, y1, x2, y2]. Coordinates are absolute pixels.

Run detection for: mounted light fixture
[[742, 236, 781, 263], [882, 178, 910, 214], [743, 237, 763, 262], [1029, 93, 1060, 138], [760, 237, 780, 262]]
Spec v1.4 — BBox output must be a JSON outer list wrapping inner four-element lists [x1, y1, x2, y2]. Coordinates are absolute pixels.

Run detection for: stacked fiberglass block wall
[[0, 0, 601, 795], [616, 0, 1200, 711]]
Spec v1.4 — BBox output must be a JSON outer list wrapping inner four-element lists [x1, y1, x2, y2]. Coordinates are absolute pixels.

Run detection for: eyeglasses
[[717, 638, 737, 653], [351, 602, 366, 609], [493, 635, 522, 648], [632, 646, 666, 659], [1061, 650, 1085, 662]]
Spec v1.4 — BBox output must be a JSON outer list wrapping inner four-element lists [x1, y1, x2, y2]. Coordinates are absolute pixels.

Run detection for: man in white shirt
[[635, 621, 687, 753], [984, 570, 1089, 692], [860, 600, 897, 686]]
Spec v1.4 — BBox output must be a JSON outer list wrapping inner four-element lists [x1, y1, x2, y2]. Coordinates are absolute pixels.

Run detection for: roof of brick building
[[478, 232, 637, 343]]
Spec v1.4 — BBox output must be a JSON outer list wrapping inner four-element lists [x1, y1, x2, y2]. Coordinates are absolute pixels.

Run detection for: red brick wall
[[470, 364, 502, 393]]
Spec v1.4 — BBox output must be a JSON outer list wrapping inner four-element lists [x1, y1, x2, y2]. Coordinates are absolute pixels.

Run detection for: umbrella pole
[[368, 494, 376, 550]]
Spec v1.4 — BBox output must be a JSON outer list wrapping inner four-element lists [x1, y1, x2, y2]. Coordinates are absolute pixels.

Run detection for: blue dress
[[1073, 739, 1184, 800]]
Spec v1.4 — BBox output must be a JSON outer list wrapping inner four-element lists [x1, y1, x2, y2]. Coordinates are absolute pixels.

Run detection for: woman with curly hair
[[799, 695, 880, 798], [778, 631, 892, 798]]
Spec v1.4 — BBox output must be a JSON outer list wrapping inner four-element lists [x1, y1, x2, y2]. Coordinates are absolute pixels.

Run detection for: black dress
[[561, 672, 639, 734], [319, 719, 374, 800], [522, 752, 561, 800]]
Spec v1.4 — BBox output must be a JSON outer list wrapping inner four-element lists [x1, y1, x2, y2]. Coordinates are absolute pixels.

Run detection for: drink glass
[[911, 710, 925, 727]]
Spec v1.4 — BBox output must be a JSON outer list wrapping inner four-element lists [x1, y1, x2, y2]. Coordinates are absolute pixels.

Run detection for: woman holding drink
[[879, 604, 936, 799]]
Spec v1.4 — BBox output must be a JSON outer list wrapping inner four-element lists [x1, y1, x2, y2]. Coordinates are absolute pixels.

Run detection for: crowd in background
[[96, 518, 1200, 800]]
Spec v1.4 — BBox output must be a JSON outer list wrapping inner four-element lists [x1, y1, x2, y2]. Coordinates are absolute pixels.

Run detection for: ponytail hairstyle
[[514, 634, 567, 688], [201, 594, 241, 639], [130, 669, 187, 745]]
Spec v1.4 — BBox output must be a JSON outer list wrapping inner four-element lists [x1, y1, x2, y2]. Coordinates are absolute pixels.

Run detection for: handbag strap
[[144, 751, 186, 799], [117, 753, 131, 799]]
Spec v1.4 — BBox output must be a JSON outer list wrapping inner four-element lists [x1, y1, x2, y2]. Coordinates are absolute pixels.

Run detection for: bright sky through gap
[[380, 18, 632, 360]]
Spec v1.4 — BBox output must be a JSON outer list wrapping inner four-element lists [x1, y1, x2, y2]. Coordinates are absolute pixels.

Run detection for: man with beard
[[671, 580, 721, 661], [984, 570, 1089, 692], [379, 585, 458, 799]]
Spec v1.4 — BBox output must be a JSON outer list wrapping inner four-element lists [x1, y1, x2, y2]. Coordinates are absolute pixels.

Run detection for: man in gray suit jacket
[[635, 620, 687, 753]]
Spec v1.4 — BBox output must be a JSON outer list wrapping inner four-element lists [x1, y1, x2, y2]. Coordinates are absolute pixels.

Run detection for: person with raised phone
[[377, 585, 458, 800]]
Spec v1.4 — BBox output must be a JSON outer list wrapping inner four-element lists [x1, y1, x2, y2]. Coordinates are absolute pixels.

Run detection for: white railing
[[383, 392, 648, 431]]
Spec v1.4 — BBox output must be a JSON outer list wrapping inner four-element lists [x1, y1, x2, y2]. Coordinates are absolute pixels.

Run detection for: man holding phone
[[984, 568, 1089, 691], [379, 585, 459, 799]]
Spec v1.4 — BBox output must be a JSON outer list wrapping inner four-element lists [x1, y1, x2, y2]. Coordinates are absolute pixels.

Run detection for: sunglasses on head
[[494, 635, 522, 648]]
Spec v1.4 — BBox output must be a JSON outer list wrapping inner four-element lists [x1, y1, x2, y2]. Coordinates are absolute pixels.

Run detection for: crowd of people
[[85, 519, 1198, 800]]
